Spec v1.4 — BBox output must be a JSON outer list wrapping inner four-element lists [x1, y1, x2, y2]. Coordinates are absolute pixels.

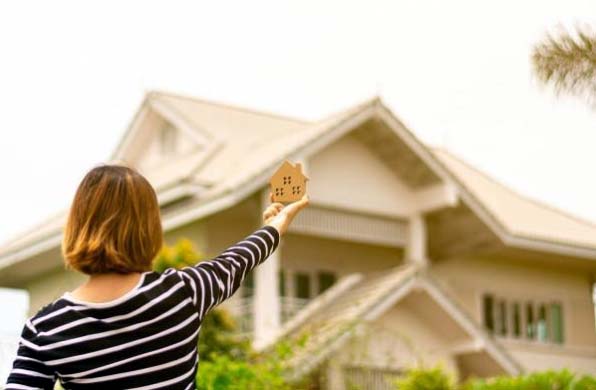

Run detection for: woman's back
[[6, 226, 280, 390]]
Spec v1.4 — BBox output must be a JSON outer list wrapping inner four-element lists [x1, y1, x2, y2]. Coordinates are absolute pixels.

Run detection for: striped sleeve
[[178, 225, 280, 319], [5, 320, 55, 390]]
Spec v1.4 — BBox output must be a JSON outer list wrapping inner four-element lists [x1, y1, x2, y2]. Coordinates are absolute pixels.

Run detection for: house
[[270, 160, 309, 203], [1, 91, 595, 389]]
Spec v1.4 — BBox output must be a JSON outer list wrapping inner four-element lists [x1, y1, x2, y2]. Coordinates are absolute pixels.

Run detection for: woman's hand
[[263, 193, 309, 235]]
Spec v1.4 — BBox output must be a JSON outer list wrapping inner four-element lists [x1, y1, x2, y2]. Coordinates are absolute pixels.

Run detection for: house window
[[550, 303, 564, 343], [318, 272, 336, 294], [295, 272, 311, 300], [160, 124, 177, 155], [512, 302, 521, 338], [496, 299, 508, 336], [482, 293, 564, 344], [482, 294, 494, 332], [279, 270, 286, 297], [526, 302, 535, 339], [537, 304, 548, 342]]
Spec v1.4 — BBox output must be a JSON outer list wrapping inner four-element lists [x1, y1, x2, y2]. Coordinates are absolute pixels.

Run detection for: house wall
[[504, 342, 596, 375], [281, 233, 403, 278], [432, 255, 596, 373], [307, 134, 418, 218], [324, 296, 464, 390], [26, 267, 86, 315]]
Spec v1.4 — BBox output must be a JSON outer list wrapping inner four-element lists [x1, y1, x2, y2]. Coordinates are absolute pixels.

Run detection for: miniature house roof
[[270, 160, 310, 182]]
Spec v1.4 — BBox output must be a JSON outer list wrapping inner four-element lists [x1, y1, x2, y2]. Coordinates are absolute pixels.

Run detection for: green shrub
[[198, 307, 252, 363], [394, 366, 455, 390], [152, 238, 203, 273], [463, 369, 596, 390], [393, 366, 596, 390], [196, 353, 290, 390]]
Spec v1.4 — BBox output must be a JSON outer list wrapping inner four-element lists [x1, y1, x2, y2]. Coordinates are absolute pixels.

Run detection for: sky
[[0, 0, 595, 248]]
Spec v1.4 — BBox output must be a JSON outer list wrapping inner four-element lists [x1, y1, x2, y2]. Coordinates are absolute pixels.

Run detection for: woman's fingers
[[264, 196, 308, 225], [263, 202, 284, 222], [283, 195, 310, 218]]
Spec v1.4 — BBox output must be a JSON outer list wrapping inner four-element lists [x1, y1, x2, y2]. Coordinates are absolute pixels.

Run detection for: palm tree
[[532, 26, 596, 105]]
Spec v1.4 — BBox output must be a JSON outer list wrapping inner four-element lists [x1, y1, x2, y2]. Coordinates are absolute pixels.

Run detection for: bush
[[198, 307, 252, 363], [394, 366, 455, 390], [152, 238, 203, 273], [196, 353, 290, 390], [462, 369, 596, 390], [393, 366, 596, 390]]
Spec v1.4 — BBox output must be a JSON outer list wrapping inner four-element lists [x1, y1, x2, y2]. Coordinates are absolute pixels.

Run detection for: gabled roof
[[268, 264, 522, 381], [432, 149, 596, 251], [0, 93, 377, 269], [112, 91, 314, 192], [2, 92, 596, 272]]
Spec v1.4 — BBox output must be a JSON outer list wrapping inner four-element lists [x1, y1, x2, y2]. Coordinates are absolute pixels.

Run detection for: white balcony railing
[[225, 295, 310, 336]]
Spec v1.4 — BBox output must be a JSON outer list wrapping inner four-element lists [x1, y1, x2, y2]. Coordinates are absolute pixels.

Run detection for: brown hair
[[62, 164, 163, 274]]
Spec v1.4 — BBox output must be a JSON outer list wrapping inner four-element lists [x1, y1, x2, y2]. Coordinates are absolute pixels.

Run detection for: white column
[[406, 213, 428, 267], [324, 358, 346, 390], [253, 188, 282, 350]]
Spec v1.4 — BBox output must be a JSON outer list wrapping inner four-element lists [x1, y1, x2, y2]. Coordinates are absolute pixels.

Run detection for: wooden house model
[[269, 160, 309, 203]]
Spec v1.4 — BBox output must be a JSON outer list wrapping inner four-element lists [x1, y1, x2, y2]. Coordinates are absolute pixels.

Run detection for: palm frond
[[532, 25, 596, 103]]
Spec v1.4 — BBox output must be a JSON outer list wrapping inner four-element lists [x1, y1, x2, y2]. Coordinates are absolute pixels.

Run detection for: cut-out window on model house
[[482, 293, 564, 344], [160, 123, 177, 155]]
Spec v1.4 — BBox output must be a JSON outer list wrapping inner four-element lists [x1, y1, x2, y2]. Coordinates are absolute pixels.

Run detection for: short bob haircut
[[62, 164, 163, 275]]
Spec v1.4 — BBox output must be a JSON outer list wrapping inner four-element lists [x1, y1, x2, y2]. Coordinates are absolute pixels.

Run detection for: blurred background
[[1, 1, 596, 388]]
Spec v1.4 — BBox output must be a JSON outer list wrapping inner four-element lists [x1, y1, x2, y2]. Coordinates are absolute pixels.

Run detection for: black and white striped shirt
[[5, 225, 280, 390]]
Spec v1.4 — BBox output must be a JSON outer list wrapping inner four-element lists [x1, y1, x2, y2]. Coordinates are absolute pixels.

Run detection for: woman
[[5, 164, 309, 389]]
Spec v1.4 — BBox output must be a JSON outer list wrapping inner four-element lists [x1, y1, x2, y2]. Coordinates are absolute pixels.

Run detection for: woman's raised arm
[[177, 194, 309, 320]]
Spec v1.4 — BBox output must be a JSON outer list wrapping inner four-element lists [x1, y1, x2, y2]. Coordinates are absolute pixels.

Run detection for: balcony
[[225, 292, 311, 337]]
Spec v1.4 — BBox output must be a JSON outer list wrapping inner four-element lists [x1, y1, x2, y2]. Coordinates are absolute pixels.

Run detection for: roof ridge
[[149, 90, 313, 125], [433, 147, 596, 230]]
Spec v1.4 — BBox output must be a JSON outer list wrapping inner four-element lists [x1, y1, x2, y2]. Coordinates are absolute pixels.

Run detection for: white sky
[[1, 0, 596, 247]]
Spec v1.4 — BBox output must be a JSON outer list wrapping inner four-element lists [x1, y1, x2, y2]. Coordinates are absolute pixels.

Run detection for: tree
[[531, 25, 596, 105]]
